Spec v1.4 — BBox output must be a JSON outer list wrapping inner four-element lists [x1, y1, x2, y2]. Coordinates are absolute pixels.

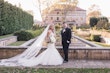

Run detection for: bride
[[0, 24, 63, 67]]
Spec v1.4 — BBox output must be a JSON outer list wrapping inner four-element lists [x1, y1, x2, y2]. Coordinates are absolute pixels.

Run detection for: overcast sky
[[4, 0, 110, 21], [78, 0, 110, 16]]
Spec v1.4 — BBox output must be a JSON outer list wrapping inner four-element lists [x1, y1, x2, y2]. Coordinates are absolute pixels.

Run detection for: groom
[[61, 22, 71, 63]]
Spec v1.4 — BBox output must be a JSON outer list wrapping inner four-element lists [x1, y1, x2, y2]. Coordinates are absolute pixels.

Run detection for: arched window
[[81, 17, 83, 20], [57, 12, 59, 14], [57, 17, 59, 20], [51, 17, 53, 20]]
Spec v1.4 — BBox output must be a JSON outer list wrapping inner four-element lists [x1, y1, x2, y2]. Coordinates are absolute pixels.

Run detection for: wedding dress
[[0, 25, 63, 67], [19, 30, 63, 66]]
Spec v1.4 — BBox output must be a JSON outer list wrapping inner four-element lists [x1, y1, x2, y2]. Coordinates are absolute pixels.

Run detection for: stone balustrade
[[0, 35, 109, 60], [72, 35, 102, 47], [0, 36, 17, 46], [0, 46, 110, 60]]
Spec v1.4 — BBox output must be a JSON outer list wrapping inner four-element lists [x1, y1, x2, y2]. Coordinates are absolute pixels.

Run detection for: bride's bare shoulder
[[47, 30, 51, 36], [48, 30, 52, 33]]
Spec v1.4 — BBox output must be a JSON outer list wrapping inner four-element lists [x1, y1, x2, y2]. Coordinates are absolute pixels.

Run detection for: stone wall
[[0, 46, 110, 60], [0, 46, 26, 59], [0, 36, 17, 46]]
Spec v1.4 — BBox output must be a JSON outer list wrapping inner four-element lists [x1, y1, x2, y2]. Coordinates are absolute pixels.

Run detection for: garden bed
[[8, 41, 26, 46]]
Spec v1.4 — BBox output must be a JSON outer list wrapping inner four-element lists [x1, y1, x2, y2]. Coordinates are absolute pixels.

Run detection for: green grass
[[27, 28, 44, 37], [0, 34, 13, 39], [0, 68, 110, 73], [8, 41, 26, 46]]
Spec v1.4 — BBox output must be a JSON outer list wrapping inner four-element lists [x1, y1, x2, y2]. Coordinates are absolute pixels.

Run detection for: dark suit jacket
[[61, 27, 71, 44]]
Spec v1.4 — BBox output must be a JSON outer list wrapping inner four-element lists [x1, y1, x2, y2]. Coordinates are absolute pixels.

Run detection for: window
[[57, 12, 59, 14], [51, 17, 53, 20], [81, 17, 83, 20], [57, 17, 59, 20]]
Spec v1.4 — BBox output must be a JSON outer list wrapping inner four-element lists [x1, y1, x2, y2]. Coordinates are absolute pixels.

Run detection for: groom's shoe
[[63, 60, 68, 63]]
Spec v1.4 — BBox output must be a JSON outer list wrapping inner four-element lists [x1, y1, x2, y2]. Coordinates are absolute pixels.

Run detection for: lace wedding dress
[[0, 25, 63, 67]]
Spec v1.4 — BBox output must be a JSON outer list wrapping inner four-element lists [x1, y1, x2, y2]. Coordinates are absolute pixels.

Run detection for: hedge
[[14, 30, 34, 41], [90, 34, 101, 42], [0, 0, 33, 35]]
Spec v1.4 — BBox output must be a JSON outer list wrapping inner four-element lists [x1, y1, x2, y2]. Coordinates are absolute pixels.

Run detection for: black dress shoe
[[63, 60, 68, 63]]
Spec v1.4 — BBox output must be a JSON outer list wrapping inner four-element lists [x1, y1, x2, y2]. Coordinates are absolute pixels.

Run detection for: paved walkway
[[0, 60, 110, 68], [36, 60, 110, 68]]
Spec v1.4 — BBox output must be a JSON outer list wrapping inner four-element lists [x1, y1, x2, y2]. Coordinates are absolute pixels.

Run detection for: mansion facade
[[42, 5, 86, 26]]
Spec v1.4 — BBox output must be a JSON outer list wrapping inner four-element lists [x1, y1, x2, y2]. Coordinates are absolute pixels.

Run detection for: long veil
[[0, 0, 61, 66], [0, 25, 50, 66]]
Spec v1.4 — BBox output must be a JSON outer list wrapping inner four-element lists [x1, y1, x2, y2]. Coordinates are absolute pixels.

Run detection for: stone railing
[[0, 46, 110, 60], [20, 39, 35, 46], [72, 35, 102, 47], [0, 36, 17, 46]]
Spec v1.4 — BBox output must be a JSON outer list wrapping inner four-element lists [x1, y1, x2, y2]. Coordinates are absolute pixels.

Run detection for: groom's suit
[[61, 27, 71, 61]]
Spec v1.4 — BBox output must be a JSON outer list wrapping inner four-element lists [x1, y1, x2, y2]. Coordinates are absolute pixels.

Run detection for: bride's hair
[[46, 24, 55, 42], [49, 24, 55, 33], [46, 24, 55, 38]]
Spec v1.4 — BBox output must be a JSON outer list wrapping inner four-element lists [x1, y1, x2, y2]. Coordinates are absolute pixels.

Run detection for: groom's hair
[[63, 22, 68, 25], [63, 22, 66, 24]]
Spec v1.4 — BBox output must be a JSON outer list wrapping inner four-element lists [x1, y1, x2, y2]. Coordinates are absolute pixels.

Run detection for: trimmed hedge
[[0, 0, 33, 35], [14, 30, 34, 41], [14, 28, 44, 41], [90, 34, 101, 42]]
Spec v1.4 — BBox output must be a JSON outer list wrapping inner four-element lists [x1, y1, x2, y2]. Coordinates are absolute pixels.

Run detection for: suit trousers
[[62, 42, 69, 61]]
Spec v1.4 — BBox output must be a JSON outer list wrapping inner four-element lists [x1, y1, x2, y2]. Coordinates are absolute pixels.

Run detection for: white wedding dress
[[20, 31, 63, 66], [0, 25, 63, 67]]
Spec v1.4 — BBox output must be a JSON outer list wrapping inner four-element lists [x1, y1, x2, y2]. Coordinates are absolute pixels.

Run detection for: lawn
[[0, 68, 110, 73], [0, 34, 13, 39], [8, 41, 26, 46]]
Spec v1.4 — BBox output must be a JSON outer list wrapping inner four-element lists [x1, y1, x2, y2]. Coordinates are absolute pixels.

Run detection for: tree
[[96, 17, 109, 29], [0, 1, 33, 35], [38, 0, 78, 23], [87, 4, 101, 24], [0, 0, 4, 35], [54, 0, 78, 22], [37, 0, 59, 22], [89, 17, 98, 27]]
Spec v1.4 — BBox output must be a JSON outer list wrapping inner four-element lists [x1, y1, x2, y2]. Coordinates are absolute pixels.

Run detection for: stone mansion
[[42, 4, 86, 26]]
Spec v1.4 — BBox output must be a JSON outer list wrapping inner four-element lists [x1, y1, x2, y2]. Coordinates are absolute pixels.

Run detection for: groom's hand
[[67, 40, 70, 43]]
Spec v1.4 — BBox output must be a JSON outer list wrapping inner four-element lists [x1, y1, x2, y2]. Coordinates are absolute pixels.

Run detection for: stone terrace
[[35, 60, 110, 68], [0, 35, 110, 68]]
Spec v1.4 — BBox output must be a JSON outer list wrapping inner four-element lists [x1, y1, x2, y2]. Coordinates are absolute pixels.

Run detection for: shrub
[[55, 24, 61, 31], [90, 34, 101, 42], [14, 30, 34, 41], [76, 24, 90, 29], [32, 25, 41, 30], [27, 29, 43, 37]]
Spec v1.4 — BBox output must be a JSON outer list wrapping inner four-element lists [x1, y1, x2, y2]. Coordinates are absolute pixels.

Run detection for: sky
[[78, 0, 110, 16], [4, 0, 110, 21]]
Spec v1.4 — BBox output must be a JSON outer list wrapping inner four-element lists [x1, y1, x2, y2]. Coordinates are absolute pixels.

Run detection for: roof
[[42, 3, 86, 15], [75, 7, 86, 11]]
